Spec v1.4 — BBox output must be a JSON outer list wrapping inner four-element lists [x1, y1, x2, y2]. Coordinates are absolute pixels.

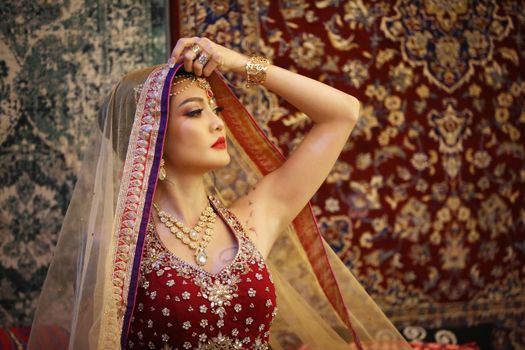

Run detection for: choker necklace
[[153, 201, 216, 266]]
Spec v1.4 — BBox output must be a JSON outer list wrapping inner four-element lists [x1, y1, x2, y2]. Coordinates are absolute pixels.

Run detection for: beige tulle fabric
[[28, 64, 410, 350]]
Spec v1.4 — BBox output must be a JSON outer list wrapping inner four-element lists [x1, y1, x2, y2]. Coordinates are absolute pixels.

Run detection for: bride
[[28, 36, 410, 350]]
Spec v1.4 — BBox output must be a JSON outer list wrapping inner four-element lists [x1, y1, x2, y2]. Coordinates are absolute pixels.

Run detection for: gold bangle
[[246, 55, 270, 88]]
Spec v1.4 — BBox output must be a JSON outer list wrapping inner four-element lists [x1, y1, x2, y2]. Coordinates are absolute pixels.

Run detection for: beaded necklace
[[152, 202, 216, 266]]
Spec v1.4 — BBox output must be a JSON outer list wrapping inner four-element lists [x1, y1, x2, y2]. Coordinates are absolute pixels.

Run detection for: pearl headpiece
[[170, 75, 216, 106]]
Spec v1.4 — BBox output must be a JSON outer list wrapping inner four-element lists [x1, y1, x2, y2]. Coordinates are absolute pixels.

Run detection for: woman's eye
[[214, 106, 224, 115], [186, 109, 203, 117]]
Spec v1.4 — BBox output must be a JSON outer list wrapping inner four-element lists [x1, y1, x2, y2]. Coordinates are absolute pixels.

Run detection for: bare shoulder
[[227, 192, 274, 258], [227, 194, 258, 240]]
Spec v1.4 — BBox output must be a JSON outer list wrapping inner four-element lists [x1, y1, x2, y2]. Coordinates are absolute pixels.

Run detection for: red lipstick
[[211, 136, 226, 149]]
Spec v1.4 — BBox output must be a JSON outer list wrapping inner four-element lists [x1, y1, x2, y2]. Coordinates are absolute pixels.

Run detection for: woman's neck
[[153, 167, 210, 226]]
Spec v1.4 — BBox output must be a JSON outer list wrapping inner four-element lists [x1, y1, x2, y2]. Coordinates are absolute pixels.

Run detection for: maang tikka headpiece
[[169, 74, 216, 106]]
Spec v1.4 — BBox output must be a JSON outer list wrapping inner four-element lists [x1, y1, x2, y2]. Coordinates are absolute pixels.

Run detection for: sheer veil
[[28, 63, 410, 350]]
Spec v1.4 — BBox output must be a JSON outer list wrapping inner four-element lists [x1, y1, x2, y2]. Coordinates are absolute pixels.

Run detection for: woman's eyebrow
[[177, 97, 204, 107]]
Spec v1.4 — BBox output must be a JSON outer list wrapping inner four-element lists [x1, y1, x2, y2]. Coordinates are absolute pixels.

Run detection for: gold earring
[[159, 158, 167, 181]]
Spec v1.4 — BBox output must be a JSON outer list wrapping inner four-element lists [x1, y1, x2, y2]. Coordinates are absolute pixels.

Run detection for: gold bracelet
[[246, 55, 270, 88]]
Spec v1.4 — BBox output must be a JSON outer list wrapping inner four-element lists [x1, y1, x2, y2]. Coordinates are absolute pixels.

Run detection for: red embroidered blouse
[[126, 196, 277, 349]]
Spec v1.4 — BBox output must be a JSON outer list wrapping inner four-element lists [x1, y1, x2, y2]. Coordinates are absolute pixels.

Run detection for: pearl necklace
[[153, 202, 216, 266]]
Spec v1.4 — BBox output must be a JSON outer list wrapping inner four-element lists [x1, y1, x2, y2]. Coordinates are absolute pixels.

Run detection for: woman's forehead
[[171, 82, 216, 107], [171, 84, 216, 108]]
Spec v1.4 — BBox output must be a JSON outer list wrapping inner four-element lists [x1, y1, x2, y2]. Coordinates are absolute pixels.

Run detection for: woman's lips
[[211, 136, 226, 149]]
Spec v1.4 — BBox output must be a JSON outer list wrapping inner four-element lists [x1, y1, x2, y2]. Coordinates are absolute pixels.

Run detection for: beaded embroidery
[[127, 196, 277, 349]]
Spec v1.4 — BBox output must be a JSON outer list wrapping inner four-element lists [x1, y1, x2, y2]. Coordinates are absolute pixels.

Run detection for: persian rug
[[175, 0, 525, 347]]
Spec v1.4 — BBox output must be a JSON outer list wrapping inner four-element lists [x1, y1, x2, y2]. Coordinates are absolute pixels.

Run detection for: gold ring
[[191, 44, 201, 55]]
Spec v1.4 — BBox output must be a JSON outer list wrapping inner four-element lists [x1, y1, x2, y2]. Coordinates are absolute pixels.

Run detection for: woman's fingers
[[171, 37, 225, 76], [171, 36, 198, 62], [183, 47, 199, 72], [193, 51, 209, 76], [203, 52, 222, 77]]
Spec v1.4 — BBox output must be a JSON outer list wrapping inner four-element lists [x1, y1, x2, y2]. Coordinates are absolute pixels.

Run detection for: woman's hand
[[170, 37, 249, 77]]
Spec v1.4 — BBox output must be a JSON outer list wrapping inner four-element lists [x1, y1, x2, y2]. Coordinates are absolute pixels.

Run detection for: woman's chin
[[214, 155, 232, 169], [203, 154, 231, 172]]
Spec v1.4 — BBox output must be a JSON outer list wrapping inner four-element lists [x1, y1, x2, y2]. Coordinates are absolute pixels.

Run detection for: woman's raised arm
[[171, 37, 360, 256], [240, 63, 360, 254]]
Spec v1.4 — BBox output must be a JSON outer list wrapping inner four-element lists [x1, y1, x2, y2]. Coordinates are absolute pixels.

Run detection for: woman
[[28, 37, 410, 349]]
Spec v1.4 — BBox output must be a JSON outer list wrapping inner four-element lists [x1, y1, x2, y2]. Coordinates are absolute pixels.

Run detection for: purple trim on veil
[[120, 65, 177, 348]]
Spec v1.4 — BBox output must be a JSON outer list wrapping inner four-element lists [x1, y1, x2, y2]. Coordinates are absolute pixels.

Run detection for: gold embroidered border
[[98, 65, 168, 349]]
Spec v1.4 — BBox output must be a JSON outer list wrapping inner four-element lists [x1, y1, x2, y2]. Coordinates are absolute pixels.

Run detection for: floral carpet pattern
[[178, 0, 525, 347], [381, 0, 513, 93], [0, 0, 524, 348], [0, 0, 167, 325]]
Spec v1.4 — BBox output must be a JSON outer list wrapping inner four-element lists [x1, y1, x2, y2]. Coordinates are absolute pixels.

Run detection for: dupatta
[[28, 63, 410, 350]]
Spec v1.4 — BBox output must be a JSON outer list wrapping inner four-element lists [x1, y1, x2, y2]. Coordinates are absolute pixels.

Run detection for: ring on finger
[[190, 44, 201, 55], [197, 52, 209, 65]]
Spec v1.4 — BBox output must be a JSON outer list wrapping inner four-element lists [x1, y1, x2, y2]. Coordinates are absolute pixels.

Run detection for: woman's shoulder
[[226, 194, 274, 258], [209, 194, 252, 236], [226, 195, 251, 227]]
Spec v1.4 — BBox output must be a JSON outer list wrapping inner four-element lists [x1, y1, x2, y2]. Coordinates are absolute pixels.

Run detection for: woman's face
[[164, 82, 230, 173]]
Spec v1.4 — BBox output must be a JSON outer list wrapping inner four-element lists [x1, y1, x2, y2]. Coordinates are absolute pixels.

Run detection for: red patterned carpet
[[176, 0, 525, 348]]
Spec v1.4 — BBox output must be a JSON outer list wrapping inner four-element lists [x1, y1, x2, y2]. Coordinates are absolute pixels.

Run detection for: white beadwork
[[132, 196, 276, 350]]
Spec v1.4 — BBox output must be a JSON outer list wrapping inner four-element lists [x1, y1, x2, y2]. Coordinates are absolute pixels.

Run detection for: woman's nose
[[210, 113, 224, 131]]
